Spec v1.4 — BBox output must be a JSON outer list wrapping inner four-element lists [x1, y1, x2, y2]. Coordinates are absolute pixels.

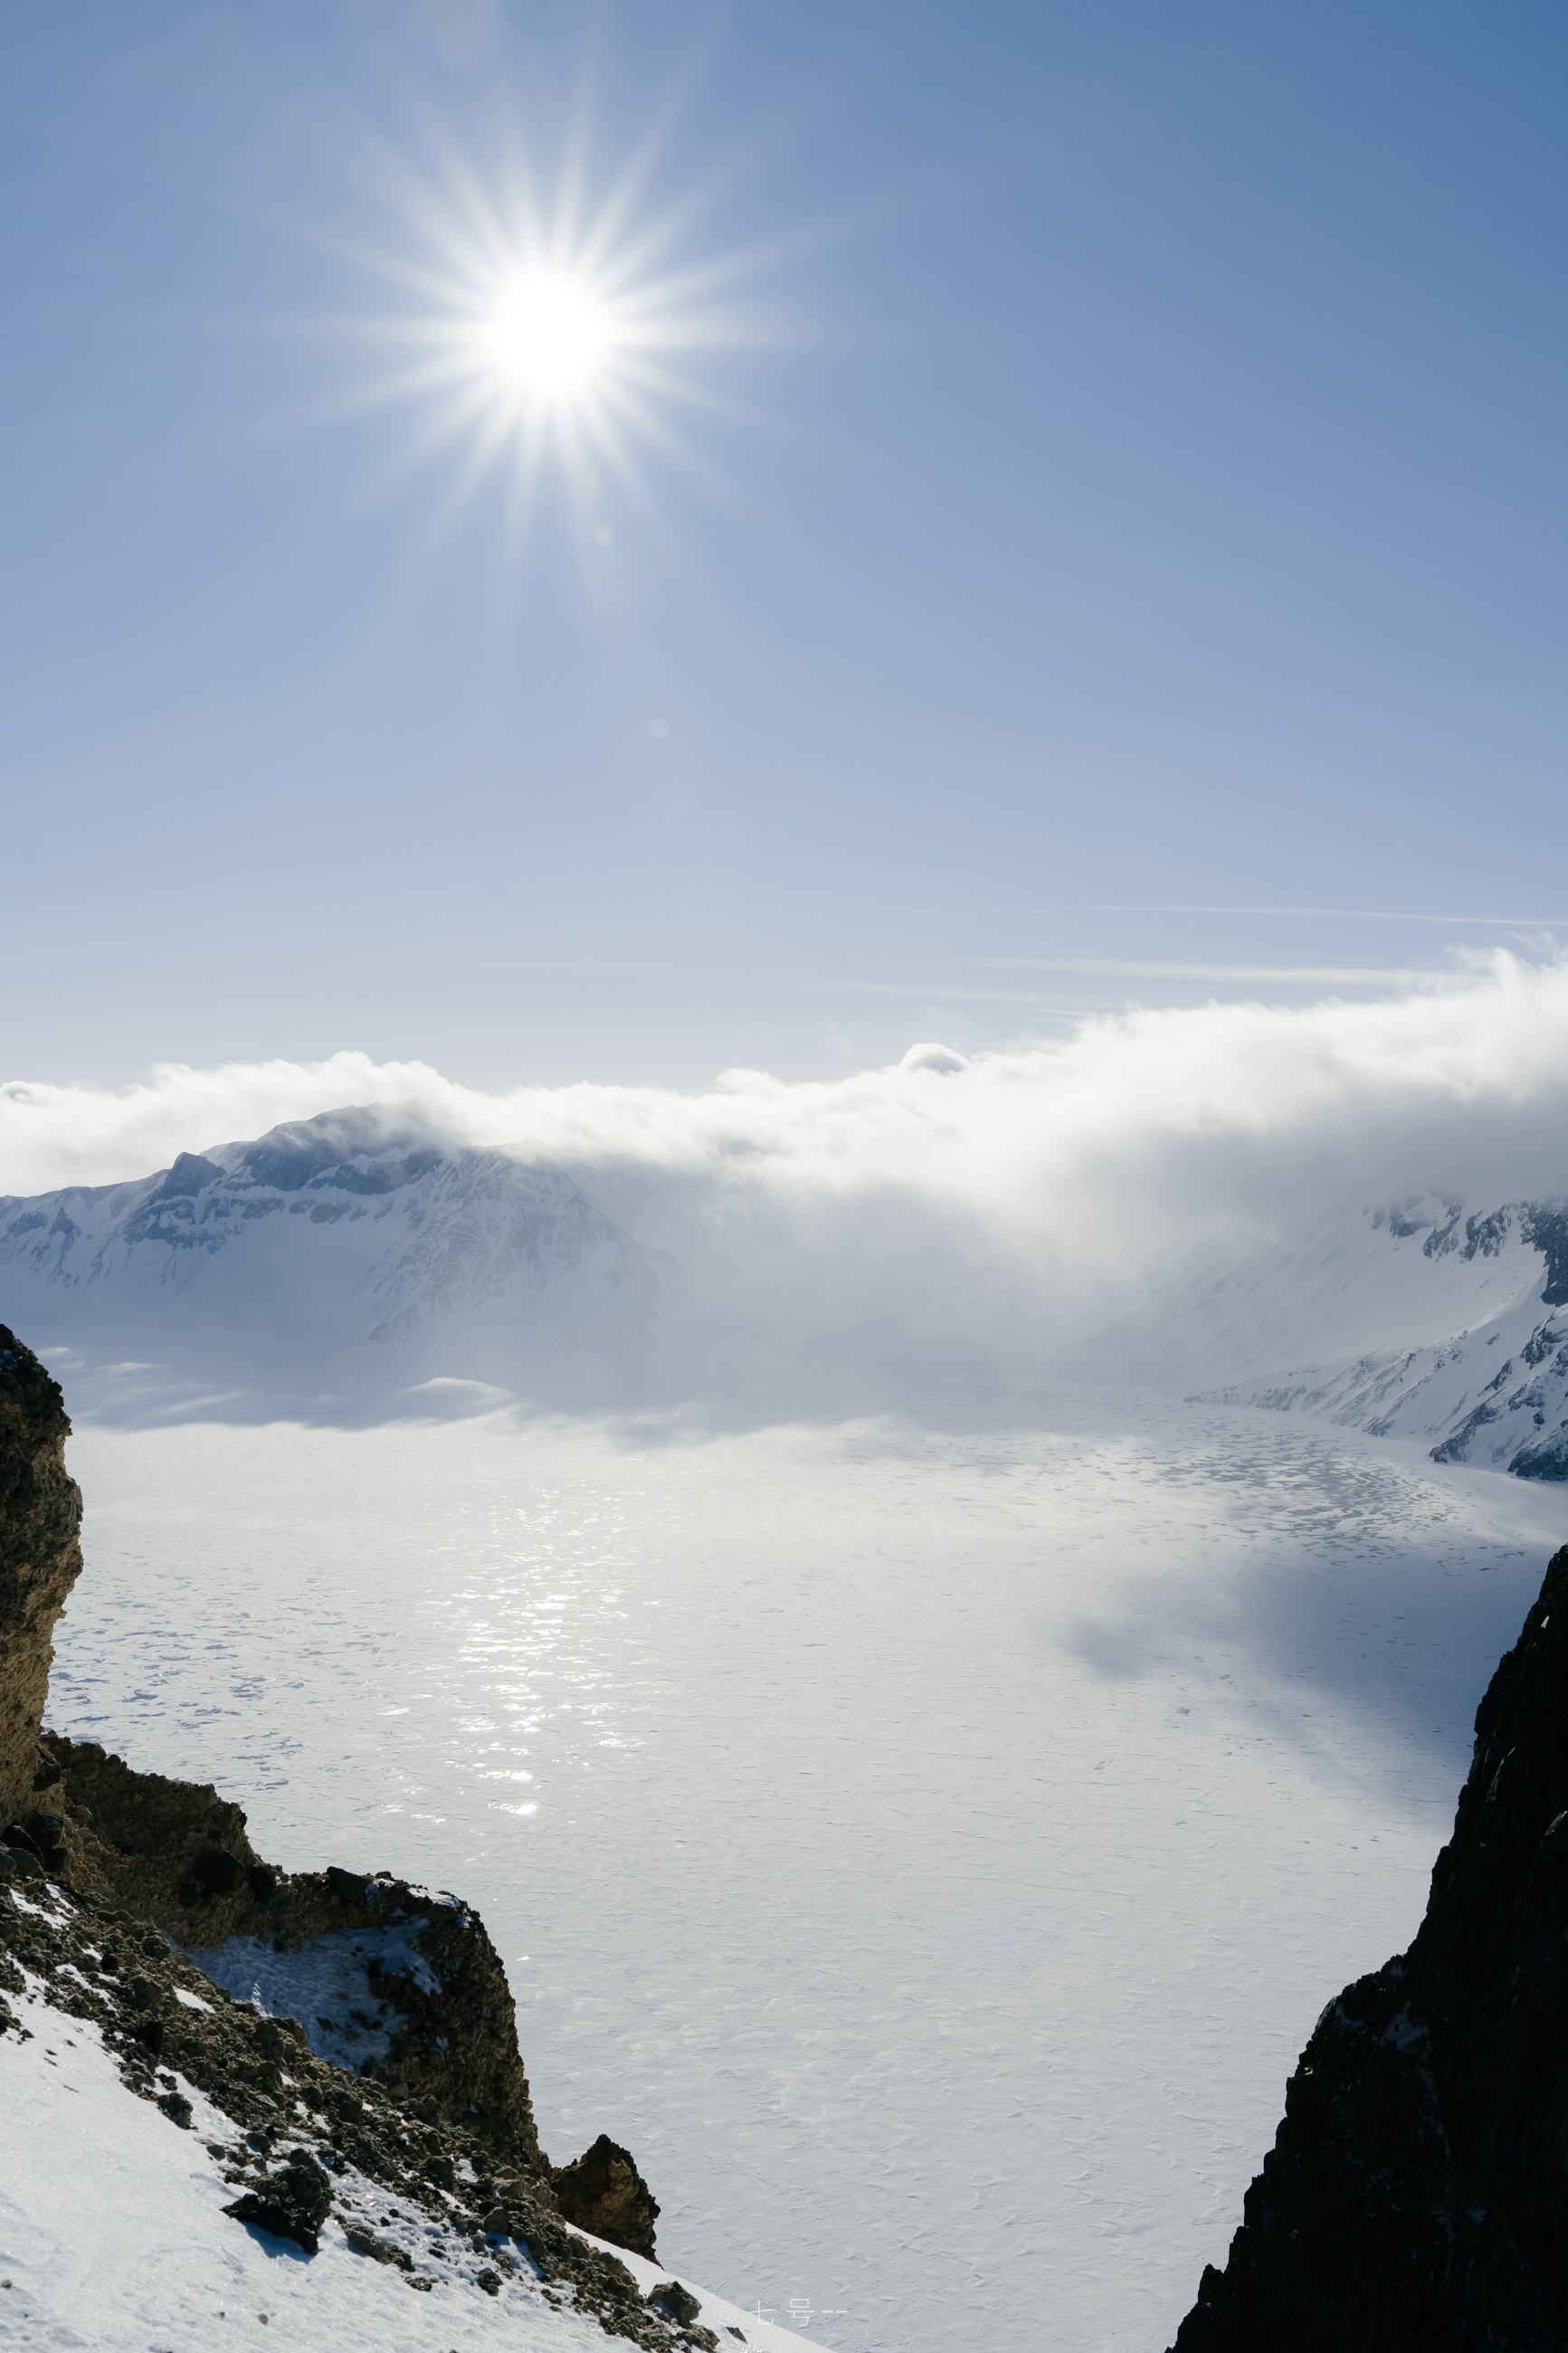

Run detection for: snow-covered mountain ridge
[[1133, 1192, 1568, 1479], [0, 1105, 668, 1348], [10, 1103, 1568, 1477]]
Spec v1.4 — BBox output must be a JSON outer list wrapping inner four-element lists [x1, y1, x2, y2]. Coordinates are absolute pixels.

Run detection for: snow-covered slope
[[1, 1880, 814, 2353], [0, 1107, 668, 1349], [1128, 1194, 1568, 1477]]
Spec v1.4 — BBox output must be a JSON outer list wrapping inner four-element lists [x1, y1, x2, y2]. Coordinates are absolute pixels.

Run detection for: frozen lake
[[47, 1385, 1568, 2352]]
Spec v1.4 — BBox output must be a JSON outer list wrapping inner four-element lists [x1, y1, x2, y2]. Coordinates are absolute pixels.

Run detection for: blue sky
[[6, 1, 1568, 1091]]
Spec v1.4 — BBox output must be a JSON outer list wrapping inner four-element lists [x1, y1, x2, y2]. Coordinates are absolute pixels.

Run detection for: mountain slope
[[1128, 1195, 1568, 1478], [0, 1107, 669, 1350]]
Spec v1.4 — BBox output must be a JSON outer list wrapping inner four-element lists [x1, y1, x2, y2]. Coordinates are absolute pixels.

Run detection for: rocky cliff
[[31, 1733, 549, 2170], [1169, 1544, 1568, 2350], [0, 1328, 682, 2341], [0, 1322, 83, 1821]]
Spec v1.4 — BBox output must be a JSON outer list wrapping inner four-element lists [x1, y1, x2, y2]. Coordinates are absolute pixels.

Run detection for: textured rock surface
[[223, 2148, 333, 2253], [1170, 1543, 1568, 2350], [33, 1736, 546, 2165], [43, 1735, 266, 1924], [0, 1325, 83, 1823], [553, 2131, 662, 2259]]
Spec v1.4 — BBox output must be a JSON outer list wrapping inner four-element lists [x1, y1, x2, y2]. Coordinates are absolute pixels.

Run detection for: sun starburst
[[309, 95, 785, 548]]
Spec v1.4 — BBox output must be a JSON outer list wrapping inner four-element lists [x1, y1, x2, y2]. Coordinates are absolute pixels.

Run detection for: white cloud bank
[[5, 953, 1568, 1371]]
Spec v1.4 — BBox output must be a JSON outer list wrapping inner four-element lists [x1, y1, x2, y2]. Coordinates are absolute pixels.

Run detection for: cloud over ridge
[[6, 954, 1568, 1367]]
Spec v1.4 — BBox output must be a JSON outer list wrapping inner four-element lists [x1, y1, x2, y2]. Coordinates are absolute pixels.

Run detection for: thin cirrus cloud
[[939, 958, 1439, 986], [1065, 906, 1568, 926]]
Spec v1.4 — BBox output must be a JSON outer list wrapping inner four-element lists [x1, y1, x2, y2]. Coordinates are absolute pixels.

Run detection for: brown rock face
[[553, 2132, 661, 2259], [43, 1735, 267, 1929], [34, 1757, 549, 2176], [0, 1326, 83, 1823]]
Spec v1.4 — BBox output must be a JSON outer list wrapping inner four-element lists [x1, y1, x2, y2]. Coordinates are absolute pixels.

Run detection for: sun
[[318, 100, 784, 538], [478, 270, 616, 403]]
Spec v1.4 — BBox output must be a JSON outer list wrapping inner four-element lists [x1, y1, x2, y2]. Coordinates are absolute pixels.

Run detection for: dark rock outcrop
[[648, 2279, 702, 2325], [1170, 1544, 1568, 2350], [0, 1326, 82, 1821], [43, 1735, 267, 1928], [224, 2148, 333, 2253], [553, 2131, 661, 2259]]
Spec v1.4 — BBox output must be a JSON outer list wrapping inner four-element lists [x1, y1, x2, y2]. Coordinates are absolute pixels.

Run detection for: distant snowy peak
[[0, 1105, 670, 1346], [1167, 1193, 1568, 1480], [1387, 1193, 1568, 1302], [347, 1148, 666, 1345]]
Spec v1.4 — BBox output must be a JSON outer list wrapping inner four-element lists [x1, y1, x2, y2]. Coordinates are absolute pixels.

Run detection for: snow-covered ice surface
[[0, 1966, 815, 2353], [45, 1385, 1568, 2351]]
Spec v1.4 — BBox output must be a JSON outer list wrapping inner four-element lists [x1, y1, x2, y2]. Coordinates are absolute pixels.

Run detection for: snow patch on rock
[[201, 1921, 439, 2070]]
